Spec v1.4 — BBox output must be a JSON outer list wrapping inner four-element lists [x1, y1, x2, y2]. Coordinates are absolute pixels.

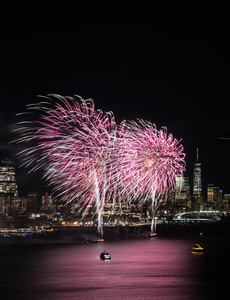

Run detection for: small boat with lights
[[145, 232, 157, 238], [100, 251, 111, 260], [192, 244, 204, 253]]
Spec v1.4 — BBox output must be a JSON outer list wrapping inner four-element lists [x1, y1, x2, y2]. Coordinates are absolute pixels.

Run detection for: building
[[20, 197, 27, 213], [41, 193, 55, 211], [206, 184, 222, 210], [161, 176, 191, 215], [222, 194, 230, 212], [27, 192, 40, 213], [0, 212, 6, 228], [193, 148, 202, 210], [0, 159, 20, 214], [176, 176, 191, 211], [152, 176, 192, 216], [103, 202, 144, 225]]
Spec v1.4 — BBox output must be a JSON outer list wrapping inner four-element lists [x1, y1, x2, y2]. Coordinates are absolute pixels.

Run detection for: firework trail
[[14, 94, 117, 237], [116, 119, 185, 234]]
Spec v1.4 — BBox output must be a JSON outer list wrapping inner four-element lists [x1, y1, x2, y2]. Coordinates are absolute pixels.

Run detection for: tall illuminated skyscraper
[[0, 159, 20, 214], [193, 148, 202, 210]]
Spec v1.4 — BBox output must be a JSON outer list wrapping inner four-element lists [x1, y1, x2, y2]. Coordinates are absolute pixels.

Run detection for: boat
[[85, 237, 93, 243], [100, 251, 111, 260], [98, 238, 105, 243], [192, 243, 204, 253], [145, 232, 157, 238]]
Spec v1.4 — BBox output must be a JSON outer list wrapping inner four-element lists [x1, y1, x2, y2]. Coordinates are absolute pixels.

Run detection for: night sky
[[1, 4, 230, 195]]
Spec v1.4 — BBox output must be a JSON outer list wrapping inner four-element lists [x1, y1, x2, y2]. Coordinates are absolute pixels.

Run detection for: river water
[[0, 234, 229, 299]]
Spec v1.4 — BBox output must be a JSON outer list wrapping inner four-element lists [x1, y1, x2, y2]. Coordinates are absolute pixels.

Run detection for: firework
[[14, 94, 185, 236], [116, 119, 185, 234], [15, 94, 117, 237]]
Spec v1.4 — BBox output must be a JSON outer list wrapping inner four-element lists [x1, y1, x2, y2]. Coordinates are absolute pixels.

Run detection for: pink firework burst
[[14, 94, 186, 236], [116, 119, 185, 233], [15, 94, 117, 236]]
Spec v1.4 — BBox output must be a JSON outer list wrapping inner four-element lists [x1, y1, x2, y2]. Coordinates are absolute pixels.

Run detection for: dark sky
[[1, 4, 230, 195]]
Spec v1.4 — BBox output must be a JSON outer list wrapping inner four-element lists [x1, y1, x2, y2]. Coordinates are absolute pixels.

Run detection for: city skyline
[[1, 156, 229, 230], [10, 145, 230, 198], [0, 154, 229, 210]]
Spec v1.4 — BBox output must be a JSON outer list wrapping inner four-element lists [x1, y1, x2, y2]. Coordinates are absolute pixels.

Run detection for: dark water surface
[[0, 235, 229, 299]]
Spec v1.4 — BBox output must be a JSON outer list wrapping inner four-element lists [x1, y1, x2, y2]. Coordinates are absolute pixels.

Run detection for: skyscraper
[[207, 184, 222, 210], [0, 159, 20, 214], [193, 148, 202, 210], [176, 176, 191, 210]]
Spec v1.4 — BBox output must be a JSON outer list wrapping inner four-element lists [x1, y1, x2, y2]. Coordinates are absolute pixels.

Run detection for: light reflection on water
[[1, 236, 229, 299]]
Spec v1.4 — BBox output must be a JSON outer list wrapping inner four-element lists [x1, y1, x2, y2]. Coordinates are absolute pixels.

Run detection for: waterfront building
[[193, 148, 202, 210], [174, 210, 221, 222], [103, 202, 144, 225], [0, 159, 20, 214]]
